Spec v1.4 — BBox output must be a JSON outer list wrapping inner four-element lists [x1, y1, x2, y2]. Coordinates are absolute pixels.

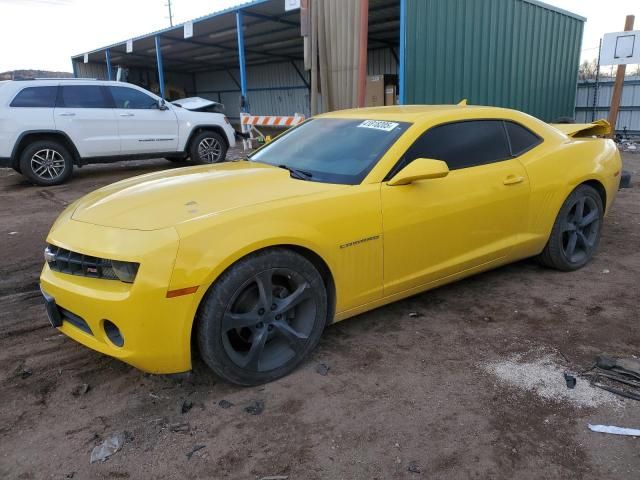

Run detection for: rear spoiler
[[550, 119, 611, 138]]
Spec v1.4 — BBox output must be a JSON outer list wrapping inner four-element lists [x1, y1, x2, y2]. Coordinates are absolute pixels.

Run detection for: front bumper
[[40, 218, 198, 374]]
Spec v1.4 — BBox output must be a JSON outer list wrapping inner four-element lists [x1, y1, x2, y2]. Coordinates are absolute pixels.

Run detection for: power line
[[166, 0, 174, 26]]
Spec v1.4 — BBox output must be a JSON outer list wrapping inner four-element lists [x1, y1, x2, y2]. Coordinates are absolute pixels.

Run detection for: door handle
[[57, 112, 75, 117], [503, 175, 525, 186], [119, 113, 134, 117]]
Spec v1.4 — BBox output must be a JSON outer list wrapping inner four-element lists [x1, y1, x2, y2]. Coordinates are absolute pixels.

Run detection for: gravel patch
[[482, 353, 621, 408]]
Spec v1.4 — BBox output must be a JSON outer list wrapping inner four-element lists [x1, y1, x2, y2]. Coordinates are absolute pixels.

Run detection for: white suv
[[0, 79, 236, 186]]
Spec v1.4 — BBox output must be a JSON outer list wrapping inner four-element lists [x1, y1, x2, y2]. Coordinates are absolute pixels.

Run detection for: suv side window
[[10, 86, 58, 108], [505, 121, 542, 156], [109, 86, 158, 109], [404, 120, 511, 171], [59, 85, 111, 108]]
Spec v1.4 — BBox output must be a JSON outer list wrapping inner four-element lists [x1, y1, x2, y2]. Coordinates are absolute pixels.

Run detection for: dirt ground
[[0, 151, 639, 480]]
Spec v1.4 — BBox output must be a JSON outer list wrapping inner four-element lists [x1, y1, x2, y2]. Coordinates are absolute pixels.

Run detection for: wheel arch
[[11, 130, 81, 169], [581, 179, 606, 209], [190, 243, 337, 352], [185, 125, 230, 151]]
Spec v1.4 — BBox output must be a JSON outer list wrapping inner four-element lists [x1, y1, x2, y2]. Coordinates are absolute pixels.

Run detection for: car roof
[[319, 104, 523, 123]]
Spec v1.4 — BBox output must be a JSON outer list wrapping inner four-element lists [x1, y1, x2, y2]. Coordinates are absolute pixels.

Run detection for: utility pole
[[607, 15, 635, 137], [166, 0, 174, 27]]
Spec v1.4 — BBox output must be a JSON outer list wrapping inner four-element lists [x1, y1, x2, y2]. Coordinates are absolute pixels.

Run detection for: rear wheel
[[189, 131, 227, 164], [197, 249, 327, 386], [19, 140, 73, 186], [538, 185, 603, 271]]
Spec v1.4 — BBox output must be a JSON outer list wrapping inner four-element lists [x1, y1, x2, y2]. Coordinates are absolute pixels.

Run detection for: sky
[[0, 0, 638, 73]]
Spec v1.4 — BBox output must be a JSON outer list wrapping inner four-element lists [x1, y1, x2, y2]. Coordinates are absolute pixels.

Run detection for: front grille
[[46, 244, 119, 280], [59, 306, 93, 335]]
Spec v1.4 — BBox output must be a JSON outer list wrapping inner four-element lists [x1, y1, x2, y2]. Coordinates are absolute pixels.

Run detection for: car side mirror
[[158, 99, 168, 111], [387, 158, 449, 186]]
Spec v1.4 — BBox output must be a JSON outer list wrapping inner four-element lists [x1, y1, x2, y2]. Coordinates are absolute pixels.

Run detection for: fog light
[[104, 320, 124, 347], [111, 260, 139, 283]]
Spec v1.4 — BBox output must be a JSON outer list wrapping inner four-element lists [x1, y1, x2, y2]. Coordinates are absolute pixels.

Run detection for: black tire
[[189, 131, 227, 164], [19, 139, 73, 186], [197, 248, 328, 386], [538, 184, 603, 271]]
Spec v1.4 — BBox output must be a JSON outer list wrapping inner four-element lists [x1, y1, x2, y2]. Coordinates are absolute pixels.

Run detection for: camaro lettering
[[340, 235, 381, 249]]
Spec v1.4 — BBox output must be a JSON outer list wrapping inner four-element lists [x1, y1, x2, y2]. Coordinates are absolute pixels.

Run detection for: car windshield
[[249, 118, 410, 185]]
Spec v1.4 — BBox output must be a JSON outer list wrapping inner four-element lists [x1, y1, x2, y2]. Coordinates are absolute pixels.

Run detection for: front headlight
[[111, 261, 140, 284]]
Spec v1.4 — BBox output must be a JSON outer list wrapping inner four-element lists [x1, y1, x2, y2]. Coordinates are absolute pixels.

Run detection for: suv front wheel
[[19, 139, 73, 186], [189, 131, 227, 164]]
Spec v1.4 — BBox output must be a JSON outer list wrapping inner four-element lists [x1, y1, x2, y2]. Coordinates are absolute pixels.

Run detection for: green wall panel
[[403, 0, 584, 121]]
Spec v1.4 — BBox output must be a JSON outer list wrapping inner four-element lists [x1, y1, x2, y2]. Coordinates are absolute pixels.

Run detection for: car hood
[[71, 162, 345, 231]]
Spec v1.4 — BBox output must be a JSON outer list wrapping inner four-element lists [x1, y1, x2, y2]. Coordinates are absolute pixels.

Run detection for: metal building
[[575, 77, 640, 135], [72, 0, 584, 122]]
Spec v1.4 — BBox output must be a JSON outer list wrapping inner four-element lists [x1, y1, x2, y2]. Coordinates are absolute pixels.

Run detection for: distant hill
[[0, 70, 73, 80]]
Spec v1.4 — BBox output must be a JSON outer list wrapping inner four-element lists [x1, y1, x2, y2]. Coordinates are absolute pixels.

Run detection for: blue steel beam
[[155, 35, 165, 99], [398, 0, 406, 105], [236, 10, 248, 112], [105, 49, 112, 81]]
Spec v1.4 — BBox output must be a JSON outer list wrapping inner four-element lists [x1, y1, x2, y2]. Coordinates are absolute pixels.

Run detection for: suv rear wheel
[[19, 139, 73, 186], [189, 131, 227, 164]]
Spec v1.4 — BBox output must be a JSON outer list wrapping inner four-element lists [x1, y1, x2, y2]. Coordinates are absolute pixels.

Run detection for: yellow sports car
[[40, 105, 621, 385]]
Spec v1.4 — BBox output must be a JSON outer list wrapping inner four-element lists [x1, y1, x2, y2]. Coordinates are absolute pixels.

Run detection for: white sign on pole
[[600, 30, 640, 66], [285, 0, 300, 11], [83, 53, 88, 63], [126, 39, 133, 53], [184, 21, 193, 39]]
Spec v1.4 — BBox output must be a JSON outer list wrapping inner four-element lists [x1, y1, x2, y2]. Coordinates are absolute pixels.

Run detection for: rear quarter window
[[10, 86, 58, 108]]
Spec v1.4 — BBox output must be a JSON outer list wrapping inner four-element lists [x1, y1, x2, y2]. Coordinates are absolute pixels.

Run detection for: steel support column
[[105, 49, 112, 81], [155, 35, 166, 99], [398, 0, 407, 105], [236, 10, 248, 112]]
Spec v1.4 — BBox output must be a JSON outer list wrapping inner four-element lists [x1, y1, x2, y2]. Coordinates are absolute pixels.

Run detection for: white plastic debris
[[588, 424, 640, 437], [90, 432, 126, 463], [602, 269, 610, 274]]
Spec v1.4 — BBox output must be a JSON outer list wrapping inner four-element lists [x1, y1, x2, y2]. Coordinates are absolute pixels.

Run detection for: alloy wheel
[[221, 268, 316, 372], [197, 137, 222, 163], [561, 195, 600, 264], [30, 149, 66, 181]]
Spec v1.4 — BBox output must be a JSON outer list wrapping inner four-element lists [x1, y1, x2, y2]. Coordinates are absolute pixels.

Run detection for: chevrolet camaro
[[40, 105, 622, 385]]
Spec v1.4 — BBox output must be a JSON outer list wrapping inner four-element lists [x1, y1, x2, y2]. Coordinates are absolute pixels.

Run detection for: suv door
[[381, 120, 532, 295], [54, 85, 120, 157], [108, 86, 178, 154]]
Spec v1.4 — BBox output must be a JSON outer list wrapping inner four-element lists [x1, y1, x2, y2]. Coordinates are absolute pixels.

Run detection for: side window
[[59, 86, 111, 108], [109, 86, 158, 109], [505, 121, 542, 156], [404, 120, 511, 170], [10, 86, 58, 108]]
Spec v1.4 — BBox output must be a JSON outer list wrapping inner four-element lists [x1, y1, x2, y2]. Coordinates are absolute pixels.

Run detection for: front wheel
[[538, 184, 603, 271], [19, 140, 73, 186], [197, 249, 328, 386], [189, 131, 227, 164]]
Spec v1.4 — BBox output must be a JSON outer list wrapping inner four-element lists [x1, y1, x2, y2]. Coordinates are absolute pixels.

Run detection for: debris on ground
[[244, 400, 265, 415], [408, 312, 423, 318], [407, 461, 421, 473], [259, 476, 289, 480], [71, 383, 90, 396], [186, 444, 206, 459], [316, 363, 330, 376], [168, 422, 190, 433], [564, 372, 577, 389], [218, 399, 233, 409], [588, 424, 640, 437], [14, 362, 32, 380], [482, 353, 619, 408], [602, 269, 611, 274], [90, 432, 126, 463], [181, 399, 193, 414], [581, 355, 640, 401]]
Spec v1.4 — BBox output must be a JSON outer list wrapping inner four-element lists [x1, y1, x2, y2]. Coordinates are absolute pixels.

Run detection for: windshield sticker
[[357, 120, 400, 132]]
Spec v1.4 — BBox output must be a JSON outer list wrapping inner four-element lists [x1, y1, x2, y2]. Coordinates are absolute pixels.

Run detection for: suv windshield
[[249, 118, 410, 185]]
